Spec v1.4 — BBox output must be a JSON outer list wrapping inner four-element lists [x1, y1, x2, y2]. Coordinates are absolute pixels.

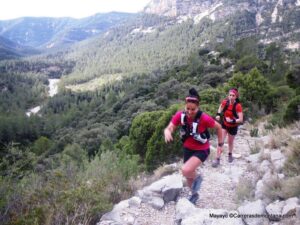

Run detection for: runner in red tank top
[[212, 88, 243, 167], [164, 88, 224, 204]]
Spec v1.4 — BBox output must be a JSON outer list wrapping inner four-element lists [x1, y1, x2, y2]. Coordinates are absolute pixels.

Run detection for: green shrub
[[1, 146, 140, 225], [264, 86, 295, 113], [199, 88, 223, 104], [32, 136, 53, 156], [145, 104, 182, 171], [85, 150, 140, 203], [283, 95, 300, 123], [129, 111, 164, 159], [269, 107, 286, 127], [0, 144, 36, 178], [235, 55, 267, 74], [114, 135, 132, 154], [285, 66, 300, 89], [228, 68, 271, 104]]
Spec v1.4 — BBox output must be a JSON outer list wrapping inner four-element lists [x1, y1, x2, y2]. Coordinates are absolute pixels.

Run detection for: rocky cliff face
[[144, 0, 217, 17], [143, 0, 300, 25], [144, 0, 223, 17], [144, 0, 255, 18], [143, 0, 300, 50]]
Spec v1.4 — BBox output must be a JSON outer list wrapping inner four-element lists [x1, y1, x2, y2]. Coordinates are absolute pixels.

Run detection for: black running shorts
[[183, 148, 210, 163], [221, 122, 238, 136]]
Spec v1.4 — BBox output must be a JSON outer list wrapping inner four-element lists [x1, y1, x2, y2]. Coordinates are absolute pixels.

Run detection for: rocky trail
[[98, 123, 300, 225]]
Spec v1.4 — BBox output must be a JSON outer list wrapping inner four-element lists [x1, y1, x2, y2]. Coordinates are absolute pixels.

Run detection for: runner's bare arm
[[236, 111, 243, 124], [164, 122, 177, 143], [215, 104, 224, 121], [214, 121, 223, 146]]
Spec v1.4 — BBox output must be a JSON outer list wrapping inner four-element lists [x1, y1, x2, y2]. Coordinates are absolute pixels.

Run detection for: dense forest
[[0, 32, 299, 224]]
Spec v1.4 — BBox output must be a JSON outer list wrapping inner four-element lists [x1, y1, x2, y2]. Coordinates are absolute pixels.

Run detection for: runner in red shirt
[[164, 88, 223, 204], [212, 88, 243, 167]]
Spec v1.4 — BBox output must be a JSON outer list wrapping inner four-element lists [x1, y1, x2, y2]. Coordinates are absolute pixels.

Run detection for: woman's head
[[228, 88, 239, 101], [185, 88, 200, 118]]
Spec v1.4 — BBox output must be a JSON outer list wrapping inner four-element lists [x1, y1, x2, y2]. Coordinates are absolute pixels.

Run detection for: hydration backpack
[[222, 98, 240, 119], [180, 111, 210, 143]]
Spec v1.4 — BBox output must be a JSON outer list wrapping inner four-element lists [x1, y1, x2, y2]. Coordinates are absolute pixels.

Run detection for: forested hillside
[[0, 0, 300, 224], [0, 36, 39, 60]]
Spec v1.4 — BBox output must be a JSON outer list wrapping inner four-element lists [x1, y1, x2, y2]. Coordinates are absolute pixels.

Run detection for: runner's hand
[[225, 117, 233, 123], [164, 129, 173, 143]]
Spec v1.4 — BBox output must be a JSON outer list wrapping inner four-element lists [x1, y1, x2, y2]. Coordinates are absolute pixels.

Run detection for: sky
[[0, 0, 151, 20]]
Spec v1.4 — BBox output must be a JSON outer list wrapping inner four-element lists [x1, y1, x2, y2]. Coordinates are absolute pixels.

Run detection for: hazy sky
[[0, 0, 151, 20]]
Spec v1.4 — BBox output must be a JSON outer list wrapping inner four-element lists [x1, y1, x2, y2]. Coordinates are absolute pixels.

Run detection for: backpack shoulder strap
[[222, 99, 230, 113], [181, 111, 187, 125], [191, 111, 203, 134], [194, 110, 203, 123], [232, 101, 239, 118]]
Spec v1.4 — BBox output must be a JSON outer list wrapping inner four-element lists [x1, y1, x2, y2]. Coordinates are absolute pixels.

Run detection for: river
[[26, 78, 60, 116]]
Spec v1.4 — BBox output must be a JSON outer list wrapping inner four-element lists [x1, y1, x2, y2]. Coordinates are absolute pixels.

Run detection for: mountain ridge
[[0, 12, 136, 49], [1, 0, 299, 62]]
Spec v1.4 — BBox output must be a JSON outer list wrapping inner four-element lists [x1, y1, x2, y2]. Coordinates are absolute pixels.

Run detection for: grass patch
[[262, 175, 283, 201], [283, 139, 300, 177], [280, 176, 300, 199], [247, 139, 262, 155], [65, 73, 125, 92], [235, 177, 255, 203], [267, 127, 291, 149], [250, 127, 259, 137]]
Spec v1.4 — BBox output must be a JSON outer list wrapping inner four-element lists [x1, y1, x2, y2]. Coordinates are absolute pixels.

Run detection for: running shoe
[[228, 154, 233, 163], [212, 158, 220, 168], [188, 193, 199, 205]]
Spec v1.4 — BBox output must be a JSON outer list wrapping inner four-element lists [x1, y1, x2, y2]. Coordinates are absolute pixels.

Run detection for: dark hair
[[185, 88, 200, 104], [189, 88, 200, 99]]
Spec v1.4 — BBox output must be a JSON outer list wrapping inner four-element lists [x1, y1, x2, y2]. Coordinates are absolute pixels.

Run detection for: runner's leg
[[182, 156, 201, 188], [228, 134, 235, 154], [217, 128, 227, 158]]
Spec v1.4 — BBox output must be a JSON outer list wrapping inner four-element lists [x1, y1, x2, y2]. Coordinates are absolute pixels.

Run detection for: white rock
[[149, 196, 164, 210], [128, 197, 142, 208], [271, 150, 285, 162], [255, 179, 264, 199], [266, 200, 285, 221], [245, 153, 260, 164], [175, 198, 199, 221], [146, 174, 183, 193], [282, 197, 299, 216], [238, 200, 267, 225], [258, 160, 271, 174]]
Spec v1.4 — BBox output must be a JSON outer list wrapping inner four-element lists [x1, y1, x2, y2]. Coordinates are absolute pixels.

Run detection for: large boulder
[[238, 200, 267, 225]]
